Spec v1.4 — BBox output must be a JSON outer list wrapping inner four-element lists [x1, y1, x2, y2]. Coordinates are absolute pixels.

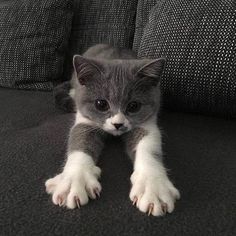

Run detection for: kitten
[[45, 44, 180, 216]]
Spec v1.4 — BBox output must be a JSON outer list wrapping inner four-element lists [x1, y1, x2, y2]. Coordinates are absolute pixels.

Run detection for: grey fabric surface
[[0, 0, 73, 90], [132, 0, 158, 52], [0, 88, 235, 235], [62, 0, 138, 81], [70, 0, 138, 53], [137, 0, 236, 117]]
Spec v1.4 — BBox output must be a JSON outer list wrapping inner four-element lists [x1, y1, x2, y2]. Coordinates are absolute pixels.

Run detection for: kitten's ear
[[136, 58, 166, 85], [73, 55, 102, 85]]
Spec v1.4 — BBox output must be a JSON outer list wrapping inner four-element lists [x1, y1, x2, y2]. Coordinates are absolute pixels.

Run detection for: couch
[[0, 0, 235, 235]]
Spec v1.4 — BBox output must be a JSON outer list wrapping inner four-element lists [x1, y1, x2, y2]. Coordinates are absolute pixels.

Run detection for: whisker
[[72, 125, 103, 136]]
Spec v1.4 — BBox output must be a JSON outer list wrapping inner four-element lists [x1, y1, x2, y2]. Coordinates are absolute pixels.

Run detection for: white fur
[[69, 88, 76, 99], [111, 112, 126, 124], [45, 151, 101, 209], [75, 110, 94, 125], [130, 121, 180, 216], [103, 112, 132, 135]]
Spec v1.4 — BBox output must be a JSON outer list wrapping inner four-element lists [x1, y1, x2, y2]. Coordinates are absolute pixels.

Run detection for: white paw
[[45, 166, 101, 209], [129, 171, 180, 216]]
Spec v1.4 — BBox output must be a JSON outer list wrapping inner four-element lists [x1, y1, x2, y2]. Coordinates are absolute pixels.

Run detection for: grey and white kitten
[[45, 44, 180, 216]]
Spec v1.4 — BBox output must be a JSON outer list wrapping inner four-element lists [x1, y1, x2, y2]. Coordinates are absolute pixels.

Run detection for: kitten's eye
[[95, 99, 109, 112], [126, 101, 141, 113]]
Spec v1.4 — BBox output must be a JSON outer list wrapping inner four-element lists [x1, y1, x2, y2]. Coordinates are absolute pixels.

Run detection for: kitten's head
[[72, 55, 165, 136]]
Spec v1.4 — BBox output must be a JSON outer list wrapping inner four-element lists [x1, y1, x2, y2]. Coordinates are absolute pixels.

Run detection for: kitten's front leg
[[126, 122, 180, 216], [45, 124, 106, 209]]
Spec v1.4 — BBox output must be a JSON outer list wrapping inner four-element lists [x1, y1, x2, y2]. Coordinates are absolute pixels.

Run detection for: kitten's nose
[[113, 123, 123, 130]]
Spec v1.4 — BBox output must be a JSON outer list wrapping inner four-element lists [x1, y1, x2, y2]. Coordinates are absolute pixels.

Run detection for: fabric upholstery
[[62, 0, 138, 81], [70, 0, 138, 54], [137, 0, 236, 117], [0, 88, 235, 235], [0, 0, 73, 90], [132, 0, 158, 52], [0, 1, 235, 235]]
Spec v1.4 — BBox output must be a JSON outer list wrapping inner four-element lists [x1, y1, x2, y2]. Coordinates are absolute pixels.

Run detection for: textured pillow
[[62, 0, 138, 81], [0, 0, 73, 90], [132, 0, 158, 52], [69, 0, 138, 54], [137, 0, 236, 117]]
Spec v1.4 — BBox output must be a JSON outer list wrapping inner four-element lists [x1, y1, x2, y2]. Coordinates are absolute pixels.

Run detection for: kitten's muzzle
[[113, 123, 124, 130]]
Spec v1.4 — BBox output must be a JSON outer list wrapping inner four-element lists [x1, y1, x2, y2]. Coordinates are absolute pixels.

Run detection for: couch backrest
[[132, 0, 158, 52], [136, 0, 236, 117], [63, 0, 236, 117], [62, 0, 138, 80], [70, 0, 138, 53]]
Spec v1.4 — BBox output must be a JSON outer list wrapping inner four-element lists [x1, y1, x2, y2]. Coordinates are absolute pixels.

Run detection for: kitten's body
[[46, 44, 180, 216]]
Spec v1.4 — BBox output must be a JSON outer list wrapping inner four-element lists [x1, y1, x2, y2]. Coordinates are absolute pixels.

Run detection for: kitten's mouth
[[111, 130, 125, 136], [105, 127, 130, 136]]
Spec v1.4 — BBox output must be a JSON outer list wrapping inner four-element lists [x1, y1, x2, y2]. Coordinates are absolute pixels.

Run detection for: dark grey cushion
[[62, 0, 138, 81], [0, 87, 235, 235], [70, 0, 138, 53], [137, 0, 236, 117], [0, 0, 73, 90], [132, 0, 158, 52]]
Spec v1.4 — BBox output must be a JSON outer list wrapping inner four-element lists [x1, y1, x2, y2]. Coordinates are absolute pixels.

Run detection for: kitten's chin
[[109, 130, 125, 136], [103, 128, 130, 136]]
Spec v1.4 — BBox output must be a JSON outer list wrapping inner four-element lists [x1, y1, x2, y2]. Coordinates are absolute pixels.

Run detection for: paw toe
[[45, 180, 55, 194], [172, 188, 181, 200], [138, 193, 163, 216], [86, 179, 102, 199], [66, 194, 80, 209], [52, 193, 66, 206], [167, 181, 181, 200], [93, 166, 102, 178], [129, 182, 144, 201], [152, 202, 165, 216], [45, 174, 62, 194]]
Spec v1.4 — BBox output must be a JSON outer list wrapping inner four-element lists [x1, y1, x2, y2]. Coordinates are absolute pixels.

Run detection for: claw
[[161, 203, 168, 214], [132, 196, 138, 206], [148, 203, 154, 216], [74, 197, 80, 208], [58, 196, 63, 207], [94, 188, 100, 198]]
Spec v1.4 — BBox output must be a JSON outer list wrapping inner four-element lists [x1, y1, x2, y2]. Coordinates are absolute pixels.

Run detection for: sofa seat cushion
[[0, 88, 235, 235]]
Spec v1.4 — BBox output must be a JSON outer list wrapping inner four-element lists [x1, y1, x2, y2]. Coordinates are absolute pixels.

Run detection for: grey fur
[[83, 44, 137, 60], [72, 44, 165, 129], [68, 124, 107, 162], [122, 128, 148, 162], [68, 44, 165, 160]]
